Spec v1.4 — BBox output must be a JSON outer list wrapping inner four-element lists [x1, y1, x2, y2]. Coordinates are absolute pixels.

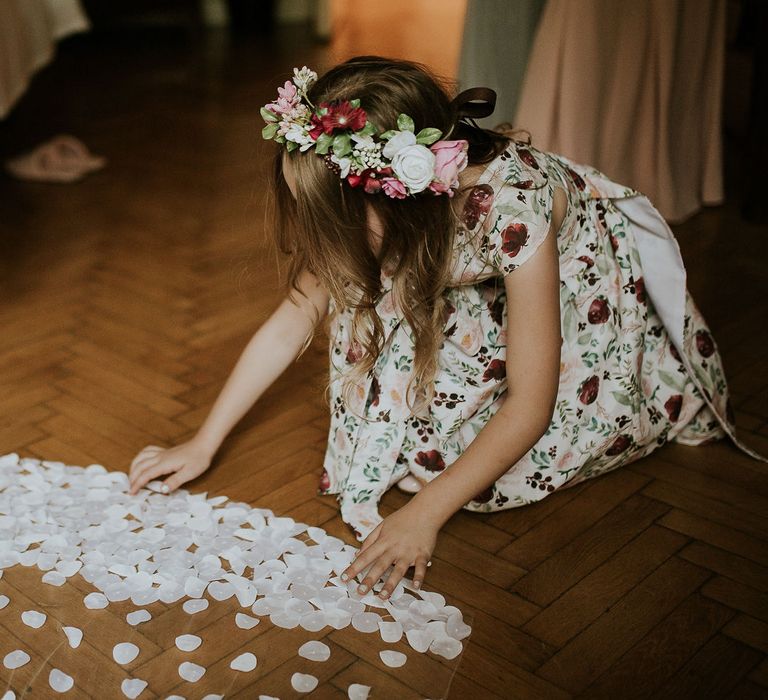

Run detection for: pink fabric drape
[[514, 0, 725, 223]]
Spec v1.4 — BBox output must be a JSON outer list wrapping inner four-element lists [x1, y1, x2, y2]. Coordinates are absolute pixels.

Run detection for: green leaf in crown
[[396, 113, 415, 132]]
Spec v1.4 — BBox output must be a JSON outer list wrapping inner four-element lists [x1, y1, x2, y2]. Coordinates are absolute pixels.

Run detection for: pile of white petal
[[0, 453, 471, 665]]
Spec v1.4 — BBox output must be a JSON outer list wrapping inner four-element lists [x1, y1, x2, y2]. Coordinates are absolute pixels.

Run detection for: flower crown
[[261, 66, 469, 199]]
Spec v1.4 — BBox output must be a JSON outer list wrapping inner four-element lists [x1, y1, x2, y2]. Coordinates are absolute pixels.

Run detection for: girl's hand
[[341, 501, 439, 598], [127, 439, 213, 495]]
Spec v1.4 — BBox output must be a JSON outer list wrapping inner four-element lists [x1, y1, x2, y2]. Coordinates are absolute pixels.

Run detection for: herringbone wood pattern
[[1, 15, 767, 700]]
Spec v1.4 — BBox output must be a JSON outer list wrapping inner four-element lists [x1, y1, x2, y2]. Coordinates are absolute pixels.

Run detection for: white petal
[[126, 609, 152, 626], [298, 640, 330, 662], [182, 598, 209, 615], [379, 650, 407, 668], [121, 678, 148, 699], [48, 668, 74, 693], [291, 673, 318, 693], [113, 642, 140, 664], [0, 594, 9, 609], [3, 650, 30, 669], [84, 592, 108, 609], [229, 652, 257, 672], [63, 626, 83, 648], [235, 612, 259, 629], [348, 683, 371, 700], [21, 610, 46, 628], [175, 634, 202, 652], [178, 661, 206, 683]]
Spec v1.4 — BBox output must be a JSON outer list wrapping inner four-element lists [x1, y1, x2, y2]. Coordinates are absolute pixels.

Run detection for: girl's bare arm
[[127, 270, 329, 494]]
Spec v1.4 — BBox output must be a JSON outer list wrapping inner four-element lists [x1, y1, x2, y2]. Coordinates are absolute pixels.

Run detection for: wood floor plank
[[701, 576, 768, 623], [512, 493, 669, 606], [577, 592, 734, 699], [653, 634, 763, 698], [723, 615, 768, 655], [522, 524, 688, 647], [535, 556, 710, 693], [499, 468, 651, 569]]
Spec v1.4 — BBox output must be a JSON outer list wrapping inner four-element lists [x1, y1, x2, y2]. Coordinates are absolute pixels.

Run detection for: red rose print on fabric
[[635, 276, 646, 304], [414, 450, 446, 472], [482, 359, 506, 382], [664, 394, 683, 423], [470, 485, 494, 503], [695, 330, 715, 358], [588, 297, 610, 324], [318, 469, 331, 492], [664, 394, 683, 421], [578, 255, 594, 268], [462, 183, 494, 230], [567, 167, 586, 191], [517, 148, 540, 170], [501, 223, 529, 257], [578, 375, 600, 404], [606, 434, 632, 456]]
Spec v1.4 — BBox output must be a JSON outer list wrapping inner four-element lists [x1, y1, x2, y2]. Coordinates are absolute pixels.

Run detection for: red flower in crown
[[347, 167, 391, 194], [309, 101, 367, 138]]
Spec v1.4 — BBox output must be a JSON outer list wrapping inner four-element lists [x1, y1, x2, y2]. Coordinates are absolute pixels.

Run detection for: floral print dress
[[318, 140, 763, 540]]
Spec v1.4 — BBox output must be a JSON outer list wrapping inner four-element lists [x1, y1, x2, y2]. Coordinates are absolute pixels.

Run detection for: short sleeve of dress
[[482, 144, 556, 276]]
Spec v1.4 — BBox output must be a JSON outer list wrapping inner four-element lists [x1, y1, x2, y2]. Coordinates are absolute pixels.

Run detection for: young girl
[[127, 57, 761, 599]]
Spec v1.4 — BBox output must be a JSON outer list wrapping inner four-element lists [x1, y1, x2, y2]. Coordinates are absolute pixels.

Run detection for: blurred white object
[[0, 0, 90, 119]]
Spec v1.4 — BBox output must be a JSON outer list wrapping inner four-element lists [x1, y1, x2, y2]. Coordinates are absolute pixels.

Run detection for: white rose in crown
[[390, 144, 436, 193]]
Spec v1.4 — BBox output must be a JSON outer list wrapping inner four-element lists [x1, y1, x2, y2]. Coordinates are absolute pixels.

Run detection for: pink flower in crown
[[265, 80, 300, 117], [382, 177, 407, 199], [428, 140, 469, 195]]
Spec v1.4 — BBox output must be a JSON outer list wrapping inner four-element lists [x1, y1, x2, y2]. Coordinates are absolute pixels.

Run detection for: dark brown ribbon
[[451, 87, 497, 120]]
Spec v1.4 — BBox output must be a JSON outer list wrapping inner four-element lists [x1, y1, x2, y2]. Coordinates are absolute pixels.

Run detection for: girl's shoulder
[[456, 139, 554, 238]]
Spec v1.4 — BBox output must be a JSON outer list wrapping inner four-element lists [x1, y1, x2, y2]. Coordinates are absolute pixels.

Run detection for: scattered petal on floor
[[175, 634, 202, 652], [83, 592, 108, 610], [21, 610, 46, 628], [0, 453, 472, 668], [229, 652, 257, 672], [348, 683, 371, 700], [2, 689, 16, 700], [3, 650, 30, 670], [291, 672, 319, 693], [62, 626, 83, 649], [42, 570, 67, 586], [378, 620, 403, 643], [126, 610, 152, 626], [113, 642, 140, 664], [298, 640, 331, 662], [202, 695, 223, 700], [235, 612, 259, 629], [182, 598, 208, 615], [121, 678, 148, 699], [0, 594, 9, 609], [178, 662, 206, 683], [379, 650, 407, 668], [49, 668, 74, 693]]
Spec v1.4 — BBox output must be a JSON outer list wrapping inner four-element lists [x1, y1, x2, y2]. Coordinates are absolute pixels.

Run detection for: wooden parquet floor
[[1, 19, 767, 700]]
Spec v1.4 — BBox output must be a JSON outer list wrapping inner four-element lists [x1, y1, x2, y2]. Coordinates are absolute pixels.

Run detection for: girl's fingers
[[379, 560, 410, 599], [129, 461, 183, 495], [130, 453, 161, 476], [356, 524, 382, 557], [161, 469, 189, 494], [128, 456, 162, 488], [358, 555, 395, 594], [343, 541, 385, 582], [129, 446, 162, 470], [411, 557, 429, 590]]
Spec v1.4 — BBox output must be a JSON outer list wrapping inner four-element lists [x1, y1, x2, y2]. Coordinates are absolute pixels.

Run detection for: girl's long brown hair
[[271, 56, 510, 414]]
